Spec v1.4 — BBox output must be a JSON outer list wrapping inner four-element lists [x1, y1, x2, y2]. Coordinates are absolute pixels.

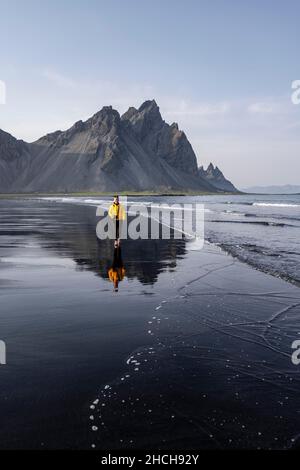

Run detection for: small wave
[[210, 220, 293, 227], [253, 203, 300, 208], [223, 210, 246, 216], [218, 243, 300, 286], [226, 201, 253, 206], [40, 197, 212, 212]]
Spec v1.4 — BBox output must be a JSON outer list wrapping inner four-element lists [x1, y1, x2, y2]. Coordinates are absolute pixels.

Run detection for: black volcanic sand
[[0, 198, 300, 449]]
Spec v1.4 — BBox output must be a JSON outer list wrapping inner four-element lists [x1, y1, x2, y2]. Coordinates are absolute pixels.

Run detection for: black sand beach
[[0, 198, 300, 449]]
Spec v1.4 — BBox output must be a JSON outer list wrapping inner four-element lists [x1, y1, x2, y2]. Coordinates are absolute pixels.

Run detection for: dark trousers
[[115, 219, 120, 239]]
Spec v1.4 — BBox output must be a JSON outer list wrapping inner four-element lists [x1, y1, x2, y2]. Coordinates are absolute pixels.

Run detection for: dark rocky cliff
[[0, 101, 237, 193]]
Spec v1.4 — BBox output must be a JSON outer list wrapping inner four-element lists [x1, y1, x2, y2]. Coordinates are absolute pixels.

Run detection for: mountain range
[[243, 184, 300, 194], [0, 100, 237, 194]]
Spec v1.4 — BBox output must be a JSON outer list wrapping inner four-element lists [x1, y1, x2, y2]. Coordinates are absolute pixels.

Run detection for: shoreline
[[1, 193, 297, 289], [215, 241, 300, 289], [0, 190, 243, 198]]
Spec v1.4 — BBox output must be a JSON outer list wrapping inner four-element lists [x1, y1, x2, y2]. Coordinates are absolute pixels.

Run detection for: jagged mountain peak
[[136, 99, 162, 123], [122, 100, 160, 122], [206, 162, 222, 177], [138, 99, 158, 111], [198, 162, 237, 192], [0, 128, 28, 147], [36, 106, 122, 149], [88, 105, 121, 129], [0, 100, 237, 193], [36, 129, 63, 145], [121, 99, 164, 142], [121, 100, 199, 176], [121, 106, 138, 121], [90, 105, 119, 119]]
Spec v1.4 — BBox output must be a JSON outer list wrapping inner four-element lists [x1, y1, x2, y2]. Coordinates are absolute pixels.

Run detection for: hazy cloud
[[248, 102, 275, 114], [42, 68, 78, 89]]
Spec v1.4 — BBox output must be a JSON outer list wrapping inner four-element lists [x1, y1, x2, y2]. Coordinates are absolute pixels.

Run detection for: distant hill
[[243, 184, 300, 194], [0, 100, 237, 194]]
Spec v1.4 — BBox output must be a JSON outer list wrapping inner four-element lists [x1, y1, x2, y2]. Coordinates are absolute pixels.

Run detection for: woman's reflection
[[108, 246, 126, 292]]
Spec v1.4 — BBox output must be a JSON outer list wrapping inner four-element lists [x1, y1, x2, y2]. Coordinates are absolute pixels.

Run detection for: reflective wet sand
[[0, 198, 299, 449]]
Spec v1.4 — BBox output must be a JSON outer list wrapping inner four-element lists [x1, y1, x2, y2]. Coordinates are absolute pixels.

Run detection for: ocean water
[[201, 193, 300, 286], [42, 193, 300, 286]]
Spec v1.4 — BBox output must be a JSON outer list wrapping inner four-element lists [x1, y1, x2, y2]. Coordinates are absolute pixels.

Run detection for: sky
[[0, 0, 299, 188]]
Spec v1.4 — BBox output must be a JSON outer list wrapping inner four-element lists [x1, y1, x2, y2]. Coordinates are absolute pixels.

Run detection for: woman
[[108, 195, 126, 247]]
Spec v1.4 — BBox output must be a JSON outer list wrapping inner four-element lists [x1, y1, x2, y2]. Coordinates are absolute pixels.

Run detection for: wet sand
[[0, 198, 299, 449]]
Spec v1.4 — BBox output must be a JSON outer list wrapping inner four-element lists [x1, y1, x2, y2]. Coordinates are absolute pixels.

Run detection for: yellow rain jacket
[[108, 202, 126, 221]]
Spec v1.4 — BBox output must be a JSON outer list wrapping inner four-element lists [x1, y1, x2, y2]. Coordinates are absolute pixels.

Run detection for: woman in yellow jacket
[[108, 195, 126, 247]]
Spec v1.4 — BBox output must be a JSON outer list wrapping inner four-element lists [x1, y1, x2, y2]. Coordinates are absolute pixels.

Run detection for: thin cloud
[[248, 102, 274, 114], [42, 68, 78, 89], [164, 100, 230, 117]]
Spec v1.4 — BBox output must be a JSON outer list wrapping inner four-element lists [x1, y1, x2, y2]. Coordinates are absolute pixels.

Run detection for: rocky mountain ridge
[[0, 100, 237, 193]]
